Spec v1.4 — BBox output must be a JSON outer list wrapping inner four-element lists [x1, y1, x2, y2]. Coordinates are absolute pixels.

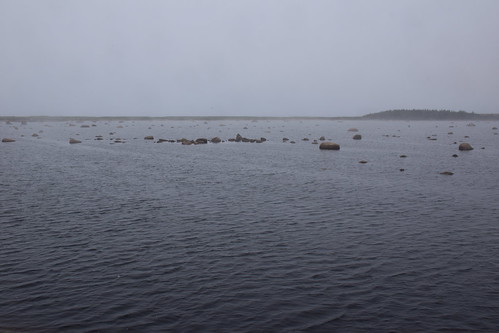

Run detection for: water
[[1, 119, 499, 332]]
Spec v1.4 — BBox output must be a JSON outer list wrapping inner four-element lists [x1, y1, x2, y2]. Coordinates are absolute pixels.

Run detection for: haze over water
[[1, 119, 499, 332]]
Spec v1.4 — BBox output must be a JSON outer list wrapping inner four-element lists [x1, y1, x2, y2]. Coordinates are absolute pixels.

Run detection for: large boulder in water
[[211, 137, 222, 143], [458, 143, 473, 151], [319, 142, 340, 150]]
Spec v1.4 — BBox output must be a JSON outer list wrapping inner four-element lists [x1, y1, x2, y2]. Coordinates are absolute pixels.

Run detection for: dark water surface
[[1, 119, 499, 332]]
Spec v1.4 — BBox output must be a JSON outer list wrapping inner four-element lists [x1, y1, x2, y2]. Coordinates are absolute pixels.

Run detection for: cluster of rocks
[[142, 134, 267, 145], [227, 133, 267, 143], [283, 136, 327, 144]]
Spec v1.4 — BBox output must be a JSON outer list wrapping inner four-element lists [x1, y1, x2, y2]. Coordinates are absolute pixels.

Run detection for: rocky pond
[[1, 118, 499, 332]]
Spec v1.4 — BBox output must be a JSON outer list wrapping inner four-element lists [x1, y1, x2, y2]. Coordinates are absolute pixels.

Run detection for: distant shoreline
[[2, 110, 499, 122]]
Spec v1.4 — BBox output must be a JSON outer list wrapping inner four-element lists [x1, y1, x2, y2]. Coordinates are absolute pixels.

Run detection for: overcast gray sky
[[1, 0, 498, 117]]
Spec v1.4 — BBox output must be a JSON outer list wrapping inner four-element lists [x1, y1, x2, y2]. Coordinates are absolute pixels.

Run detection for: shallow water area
[[1, 119, 499, 332]]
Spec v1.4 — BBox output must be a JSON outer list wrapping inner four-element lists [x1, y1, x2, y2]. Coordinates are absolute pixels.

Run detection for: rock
[[2, 138, 15, 142], [352, 134, 362, 140], [302, 138, 309, 141], [211, 137, 222, 143], [282, 138, 289, 142], [80, 125, 90, 128], [157, 138, 169, 143], [440, 171, 454, 176], [452, 154, 458, 158], [347, 128, 359, 132], [312, 140, 318, 144], [319, 142, 340, 150], [359, 160, 368, 164], [144, 136, 154, 140], [400, 168, 405, 172], [458, 143, 473, 151], [400, 155, 407, 158], [319, 136, 325, 141], [32, 133, 39, 137], [235, 134, 243, 142], [195, 138, 208, 144], [69, 138, 81, 144], [260, 137, 267, 142]]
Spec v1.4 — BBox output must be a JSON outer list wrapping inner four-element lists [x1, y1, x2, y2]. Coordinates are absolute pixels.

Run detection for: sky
[[1, 0, 498, 117]]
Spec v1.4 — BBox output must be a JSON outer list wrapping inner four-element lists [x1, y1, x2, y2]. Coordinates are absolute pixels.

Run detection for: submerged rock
[[458, 143, 473, 151], [319, 142, 340, 150]]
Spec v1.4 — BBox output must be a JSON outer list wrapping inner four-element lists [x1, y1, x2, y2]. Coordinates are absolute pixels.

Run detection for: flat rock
[[319, 142, 340, 150]]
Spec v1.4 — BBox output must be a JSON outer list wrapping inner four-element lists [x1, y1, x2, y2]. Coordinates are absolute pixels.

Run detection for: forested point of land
[[363, 109, 499, 120]]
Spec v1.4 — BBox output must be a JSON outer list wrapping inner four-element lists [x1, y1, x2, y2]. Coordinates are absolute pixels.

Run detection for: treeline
[[362, 109, 490, 120]]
